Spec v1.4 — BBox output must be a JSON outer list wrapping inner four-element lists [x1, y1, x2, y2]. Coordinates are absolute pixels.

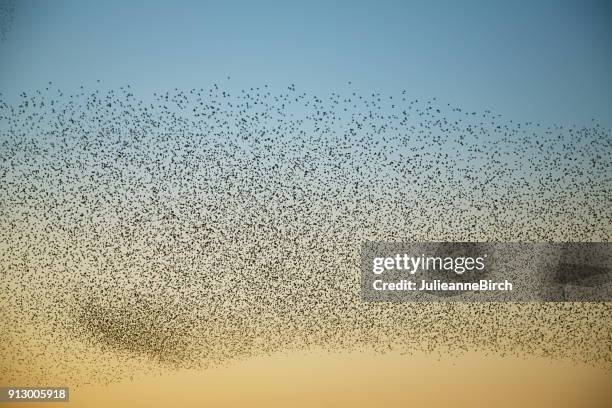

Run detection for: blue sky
[[0, 0, 610, 127]]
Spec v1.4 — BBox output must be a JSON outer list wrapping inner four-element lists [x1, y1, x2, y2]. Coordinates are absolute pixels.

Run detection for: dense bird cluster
[[0, 83, 610, 384]]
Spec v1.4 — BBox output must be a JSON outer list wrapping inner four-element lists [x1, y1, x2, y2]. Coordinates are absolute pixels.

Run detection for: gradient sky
[[0, 0, 610, 127]]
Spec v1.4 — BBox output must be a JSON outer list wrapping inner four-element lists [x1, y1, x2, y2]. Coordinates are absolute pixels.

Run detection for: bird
[[0, 80, 610, 386]]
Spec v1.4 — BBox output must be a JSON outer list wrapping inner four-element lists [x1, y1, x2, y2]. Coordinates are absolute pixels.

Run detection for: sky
[[0, 0, 610, 127]]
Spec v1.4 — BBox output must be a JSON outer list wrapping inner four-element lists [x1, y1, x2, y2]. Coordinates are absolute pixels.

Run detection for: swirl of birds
[[0, 82, 610, 385]]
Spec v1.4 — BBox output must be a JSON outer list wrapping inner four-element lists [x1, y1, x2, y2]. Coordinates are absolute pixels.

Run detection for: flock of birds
[[0, 82, 610, 385]]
